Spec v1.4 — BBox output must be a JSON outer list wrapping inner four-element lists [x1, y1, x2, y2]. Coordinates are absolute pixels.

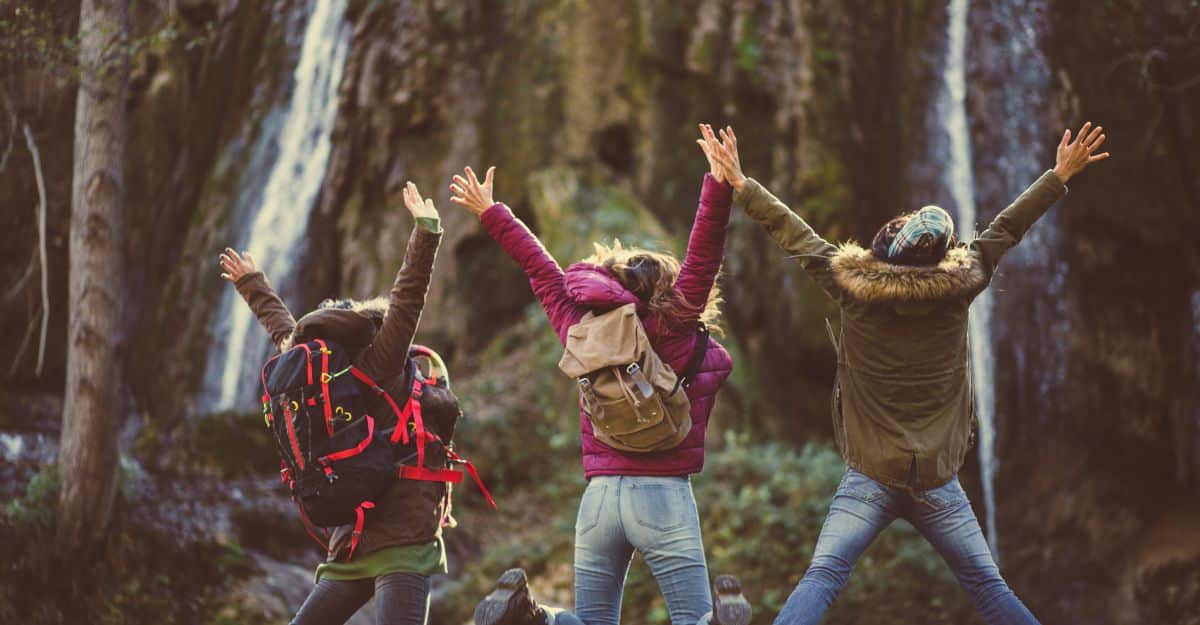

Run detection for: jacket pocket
[[831, 368, 847, 457]]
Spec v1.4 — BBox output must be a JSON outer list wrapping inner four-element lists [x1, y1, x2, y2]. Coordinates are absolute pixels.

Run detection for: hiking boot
[[710, 574, 751, 625], [474, 568, 550, 625]]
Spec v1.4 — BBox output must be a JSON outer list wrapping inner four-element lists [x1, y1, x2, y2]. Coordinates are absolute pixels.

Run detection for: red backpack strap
[[318, 416, 376, 465], [346, 501, 375, 561], [314, 339, 335, 435], [398, 465, 463, 482], [282, 397, 304, 470], [296, 342, 315, 385], [406, 380, 427, 469], [349, 367, 412, 442], [446, 449, 496, 509], [349, 366, 428, 469]]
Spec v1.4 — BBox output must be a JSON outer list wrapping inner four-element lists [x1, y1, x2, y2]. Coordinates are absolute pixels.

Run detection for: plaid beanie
[[875, 205, 955, 266]]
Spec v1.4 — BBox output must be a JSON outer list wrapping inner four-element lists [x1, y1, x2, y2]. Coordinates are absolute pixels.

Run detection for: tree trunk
[[57, 0, 129, 555]]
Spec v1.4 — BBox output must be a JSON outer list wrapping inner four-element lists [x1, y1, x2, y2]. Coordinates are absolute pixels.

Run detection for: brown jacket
[[235, 225, 444, 559], [737, 170, 1067, 490]]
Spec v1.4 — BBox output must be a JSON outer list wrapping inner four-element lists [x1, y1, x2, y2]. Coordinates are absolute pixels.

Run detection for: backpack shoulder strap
[[672, 323, 711, 394]]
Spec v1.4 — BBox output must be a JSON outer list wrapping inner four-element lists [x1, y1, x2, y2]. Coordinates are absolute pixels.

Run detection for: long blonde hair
[[584, 240, 724, 335]]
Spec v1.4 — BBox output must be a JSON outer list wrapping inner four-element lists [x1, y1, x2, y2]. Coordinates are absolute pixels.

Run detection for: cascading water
[[940, 0, 1001, 558], [204, 0, 350, 411]]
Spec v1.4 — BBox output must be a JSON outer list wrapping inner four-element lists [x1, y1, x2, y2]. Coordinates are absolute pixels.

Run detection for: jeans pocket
[[630, 482, 691, 532], [920, 477, 967, 510], [575, 483, 607, 537], [838, 469, 889, 504]]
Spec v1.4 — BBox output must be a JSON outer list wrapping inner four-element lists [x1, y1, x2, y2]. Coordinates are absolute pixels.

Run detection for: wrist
[[416, 215, 442, 233], [731, 174, 747, 192], [1052, 166, 1071, 184]]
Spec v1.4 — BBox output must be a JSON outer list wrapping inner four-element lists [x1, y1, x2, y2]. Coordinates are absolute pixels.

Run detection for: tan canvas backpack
[[558, 303, 709, 453]]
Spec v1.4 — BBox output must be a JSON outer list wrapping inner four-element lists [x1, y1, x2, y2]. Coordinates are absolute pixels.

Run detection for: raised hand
[[696, 123, 727, 184], [219, 247, 258, 283], [706, 125, 746, 192], [449, 165, 496, 216], [403, 181, 438, 220], [1053, 121, 1110, 184]]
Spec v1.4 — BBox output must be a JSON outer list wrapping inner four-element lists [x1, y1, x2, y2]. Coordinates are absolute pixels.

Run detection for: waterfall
[[940, 0, 1001, 558], [204, 0, 350, 411]]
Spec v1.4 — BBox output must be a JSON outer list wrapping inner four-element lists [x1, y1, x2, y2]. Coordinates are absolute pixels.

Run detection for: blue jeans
[[291, 572, 430, 625], [774, 469, 1039, 625], [571, 475, 713, 625]]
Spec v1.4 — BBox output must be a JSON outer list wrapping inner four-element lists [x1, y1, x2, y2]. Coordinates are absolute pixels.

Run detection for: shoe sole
[[474, 568, 531, 625], [712, 574, 752, 625]]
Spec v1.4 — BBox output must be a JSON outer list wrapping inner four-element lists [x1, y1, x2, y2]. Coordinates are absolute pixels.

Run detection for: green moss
[[735, 14, 763, 79], [133, 410, 278, 480], [527, 166, 677, 263]]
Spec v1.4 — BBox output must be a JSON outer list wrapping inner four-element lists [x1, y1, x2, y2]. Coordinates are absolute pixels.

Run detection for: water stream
[[941, 0, 1001, 558], [205, 0, 350, 411]]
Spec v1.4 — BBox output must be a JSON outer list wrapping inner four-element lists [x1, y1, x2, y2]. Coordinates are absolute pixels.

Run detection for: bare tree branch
[[24, 123, 50, 377], [2, 255, 36, 304], [9, 293, 38, 379]]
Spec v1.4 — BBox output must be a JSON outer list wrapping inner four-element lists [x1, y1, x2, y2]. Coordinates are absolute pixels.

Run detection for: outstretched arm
[[671, 124, 734, 328], [705, 125, 842, 299], [221, 248, 297, 350], [356, 182, 443, 379], [972, 122, 1109, 280], [450, 166, 583, 343]]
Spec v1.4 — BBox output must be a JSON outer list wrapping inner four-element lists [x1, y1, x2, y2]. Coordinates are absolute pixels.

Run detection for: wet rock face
[[964, 1, 1200, 623], [319, 1, 949, 431]]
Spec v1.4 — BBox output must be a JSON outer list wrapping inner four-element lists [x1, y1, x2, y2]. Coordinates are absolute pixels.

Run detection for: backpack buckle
[[626, 363, 641, 375]]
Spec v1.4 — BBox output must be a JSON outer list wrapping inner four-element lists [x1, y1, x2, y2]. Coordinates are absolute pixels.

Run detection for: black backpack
[[260, 339, 492, 559]]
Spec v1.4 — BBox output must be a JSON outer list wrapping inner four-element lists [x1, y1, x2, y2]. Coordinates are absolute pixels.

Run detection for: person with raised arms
[[702, 123, 1109, 625], [451, 125, 752, 625], [221, 182, 454, 625]]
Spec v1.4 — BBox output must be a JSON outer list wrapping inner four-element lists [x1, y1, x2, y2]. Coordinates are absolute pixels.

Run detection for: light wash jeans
[[567, 475, 714, 625], [774, 468, 1039, 625]]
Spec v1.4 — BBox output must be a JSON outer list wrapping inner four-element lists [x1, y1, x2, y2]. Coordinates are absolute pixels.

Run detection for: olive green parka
[[736, 170, 1067, 489]]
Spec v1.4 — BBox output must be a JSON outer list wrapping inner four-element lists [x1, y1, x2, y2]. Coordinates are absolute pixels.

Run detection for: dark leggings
[[291, 572, 431, 625]]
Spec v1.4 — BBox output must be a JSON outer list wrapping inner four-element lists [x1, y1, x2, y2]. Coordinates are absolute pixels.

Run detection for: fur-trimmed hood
[[830, 243, 986, 304]]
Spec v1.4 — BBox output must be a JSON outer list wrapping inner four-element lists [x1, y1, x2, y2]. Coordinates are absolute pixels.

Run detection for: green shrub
[[693, 433, 973, 624]]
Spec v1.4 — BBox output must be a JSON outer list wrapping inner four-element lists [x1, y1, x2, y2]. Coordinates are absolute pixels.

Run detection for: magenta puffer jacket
[[480, 173, 734, 478]]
